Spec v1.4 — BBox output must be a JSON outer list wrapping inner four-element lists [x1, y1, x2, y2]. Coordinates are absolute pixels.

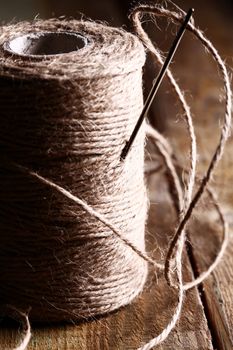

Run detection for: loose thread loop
[[130, 4, 232, 349], [130, 7, 197, 215]]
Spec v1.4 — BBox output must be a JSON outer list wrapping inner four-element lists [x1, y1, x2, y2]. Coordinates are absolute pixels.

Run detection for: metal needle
[[120, 8, 194, 160]]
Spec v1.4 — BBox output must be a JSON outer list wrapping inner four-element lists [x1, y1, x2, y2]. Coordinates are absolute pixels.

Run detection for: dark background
[[0, 0, 233, 26]]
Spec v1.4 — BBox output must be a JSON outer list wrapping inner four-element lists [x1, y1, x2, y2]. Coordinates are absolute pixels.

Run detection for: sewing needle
[[120, 8, 194, 160]]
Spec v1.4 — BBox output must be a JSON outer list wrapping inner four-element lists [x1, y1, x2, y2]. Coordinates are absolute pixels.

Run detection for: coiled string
[[131, 4, 232, 349]]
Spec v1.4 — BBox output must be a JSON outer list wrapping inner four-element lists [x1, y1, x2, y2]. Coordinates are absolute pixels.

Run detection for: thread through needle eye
[[120, 8, 194, 161]]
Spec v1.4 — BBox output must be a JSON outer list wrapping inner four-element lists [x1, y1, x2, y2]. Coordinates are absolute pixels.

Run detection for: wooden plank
[[0, 172, 212, 349], [162, 1, 233, 349], [188, 209, 233, 350]]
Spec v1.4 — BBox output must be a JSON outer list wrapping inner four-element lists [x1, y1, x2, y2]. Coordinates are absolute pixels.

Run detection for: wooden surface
[[0, 174, 213, 350], [1, 0, 233, 349], [164, 2, 233, 349]]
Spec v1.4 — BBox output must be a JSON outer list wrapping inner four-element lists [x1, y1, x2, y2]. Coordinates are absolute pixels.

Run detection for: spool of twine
[[0, 4, 232, 350], [0, 19, 148, 322]]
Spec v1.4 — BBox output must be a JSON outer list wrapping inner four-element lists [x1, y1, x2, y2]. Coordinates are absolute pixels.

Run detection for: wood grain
[[163, 1, 233, 349]]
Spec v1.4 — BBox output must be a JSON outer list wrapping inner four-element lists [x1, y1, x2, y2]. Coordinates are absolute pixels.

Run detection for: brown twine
[[0, 19, 149, 324], [131, 4, 232, 348], [0, 4, 231, 350]]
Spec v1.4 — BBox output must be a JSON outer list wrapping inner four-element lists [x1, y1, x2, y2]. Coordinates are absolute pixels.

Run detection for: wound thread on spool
[[0, 19, 148, 322], [0, 4, 232, 350]]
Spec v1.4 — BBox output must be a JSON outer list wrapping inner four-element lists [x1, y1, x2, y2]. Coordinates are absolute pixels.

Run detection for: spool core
[[4, 31, 88, 57]]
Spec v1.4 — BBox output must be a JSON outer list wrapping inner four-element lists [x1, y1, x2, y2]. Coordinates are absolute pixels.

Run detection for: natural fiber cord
[[0, 3, 231, 349], [0, 19, 148, 322]]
